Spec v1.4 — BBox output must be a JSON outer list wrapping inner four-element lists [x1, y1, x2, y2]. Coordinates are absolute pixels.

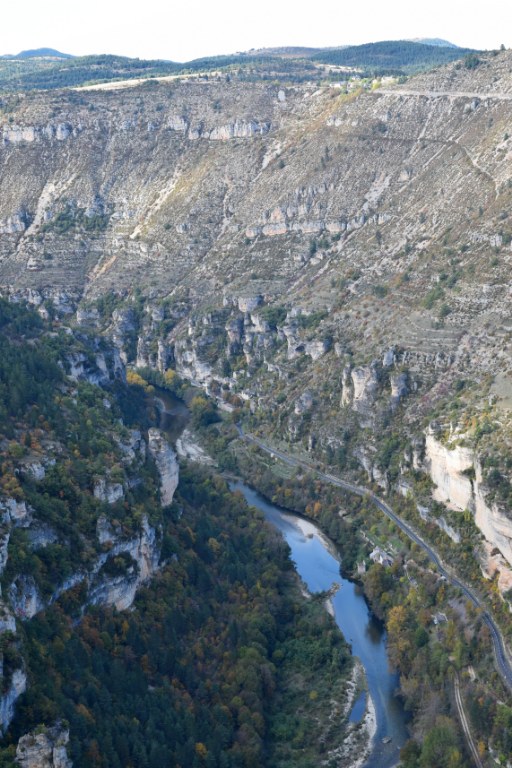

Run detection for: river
[[230, 481, 409, 768], [153, 389, 190, 442], [153, 391, 409, 766]]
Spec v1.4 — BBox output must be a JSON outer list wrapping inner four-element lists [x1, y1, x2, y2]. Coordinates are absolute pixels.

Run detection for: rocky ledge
[[16, 723, 72, 768]]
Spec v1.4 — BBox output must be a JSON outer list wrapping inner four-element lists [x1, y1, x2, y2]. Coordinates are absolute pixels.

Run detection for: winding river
[[153, 391, 409, 766], [153, 390, 190, 442], [230, 481, 409, 768]]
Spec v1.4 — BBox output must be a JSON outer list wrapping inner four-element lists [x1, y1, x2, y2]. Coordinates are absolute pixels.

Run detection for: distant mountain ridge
[[312, 40, 475, 73], [0, 39, 479, 92], [409, 37, 458, 48], [1, 47, 73, 60]]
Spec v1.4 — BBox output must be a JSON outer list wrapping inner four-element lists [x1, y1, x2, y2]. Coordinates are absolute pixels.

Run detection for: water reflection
[[349, 691, 367, 723], [152, 389, 190, 442], [366, 616, 384, 645], [230, 480, 408, 768]]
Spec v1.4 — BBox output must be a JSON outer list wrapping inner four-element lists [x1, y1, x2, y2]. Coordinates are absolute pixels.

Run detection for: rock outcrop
[[0, 669, 27, 734], [7, 513, 162, 618], [474, 463, 512, 577], [295, 391, 314, 415], [147, 429, 179, 507], [351, 364, 379, 415], [8, 576, 44, 620], [90, 516, 161, 610], [16, 723, 72, 768], [390, 371, 408, 405], [424, 433, 474, 512], [424, 432, 512, 591], [93, 479, 124, 504]]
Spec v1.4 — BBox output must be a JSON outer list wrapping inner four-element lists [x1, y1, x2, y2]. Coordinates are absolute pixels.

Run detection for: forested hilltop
[[0, 299, 354, 767], [311, 40, 476, 74], [0, 39, 476, 92]]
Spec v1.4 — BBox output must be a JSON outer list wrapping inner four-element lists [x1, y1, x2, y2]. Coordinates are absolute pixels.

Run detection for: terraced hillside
[[2, 48, 512, 601]]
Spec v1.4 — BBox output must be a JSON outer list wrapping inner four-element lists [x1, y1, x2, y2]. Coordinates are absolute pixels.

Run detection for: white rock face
[[96, 515, 115, 545], [176, 430, 216, 466], [248, 312, 270, 334], [304, 340, 329, 361], [9, 576, 44, 619], [175, 345, 213, 386], [90, 516, 160, 610], [89, 573, 139, 612], [0, 670, 27, 733], [7, 510, 162, 618], [117, 429, 146, 464], [354, 446, 388, 491], [2, 125, 38, 144], [481, 542, 512, 594], [390, 372, 408, 404], [209, 120, 271, 141], [238, 295, 262, 313], [0, 498, 30, 526], [157, 340, 170, 372], [2, 122, 75, 147], [167, 115, 188, 132], [136, 335, 152, 368], [93, 479, 124, 504], [147, 429, 179, 506], [435, 516, 461, 544], [55, 123, 72, 142], [281, 323, 306, 361], [136, 516, 160, 581], [111, 307, 137, 365], [0, 213, 28, 234], [16, 724, 72, 767], [22, 462, 46, 481], [66, 352, 110, 385], [424, 433, 473, 511], [0, 529, 10, 575], [474, 462, 512, 571], [424, 433, 512, 591], [382, 348, 396, 367], [295, 391, 314, 415], [75, 307, 100, 326], [351, 364, 379, 414], [341, 365, 352, 406]]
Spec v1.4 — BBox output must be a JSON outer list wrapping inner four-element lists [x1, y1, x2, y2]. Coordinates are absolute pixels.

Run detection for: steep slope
[[2, 49, 512, 598], [0, 301, 357, 768]]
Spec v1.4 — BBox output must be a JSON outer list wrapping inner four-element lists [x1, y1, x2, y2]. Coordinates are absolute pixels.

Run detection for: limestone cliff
[[16, 724, 72, 768], [6, 513, 163, 618], [0, 669, 27, 734], [89, 515, 162, 611], [424, 432, 512, 591], [147, 428, 180, 506], [424, 433, 474, 512], [2, 45, 512, 638]]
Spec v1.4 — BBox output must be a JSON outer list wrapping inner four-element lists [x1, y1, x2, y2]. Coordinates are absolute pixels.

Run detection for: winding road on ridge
[[237, 426, 512, 692]]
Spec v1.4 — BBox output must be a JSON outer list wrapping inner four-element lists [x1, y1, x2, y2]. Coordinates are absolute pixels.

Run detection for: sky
[[1, 0, 511, 62]]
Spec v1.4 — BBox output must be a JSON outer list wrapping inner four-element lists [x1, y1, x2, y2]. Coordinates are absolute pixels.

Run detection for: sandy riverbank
[[324, 660, 377, 767], [176, 429, 216, 466]]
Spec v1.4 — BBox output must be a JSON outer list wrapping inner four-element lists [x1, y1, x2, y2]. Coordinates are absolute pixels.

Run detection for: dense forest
[[0, 53, 317, 92], [0, 40, 477, 92], [312, 40, 477, 74], [191, 408, 512, 767], [0, 467, 352, 767], [0, 300, 354, 766]]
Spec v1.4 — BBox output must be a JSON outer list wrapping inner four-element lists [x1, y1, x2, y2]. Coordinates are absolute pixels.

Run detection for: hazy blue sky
[[1, 0, 510, 61]]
